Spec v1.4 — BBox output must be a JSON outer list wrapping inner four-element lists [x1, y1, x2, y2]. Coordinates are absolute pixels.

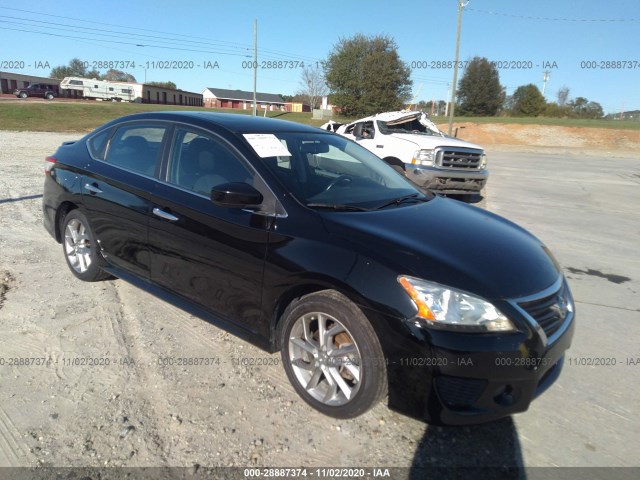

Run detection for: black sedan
[[42, 112, 575, 424]]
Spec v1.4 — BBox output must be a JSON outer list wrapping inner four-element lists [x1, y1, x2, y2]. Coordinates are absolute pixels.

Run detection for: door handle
[[376, 145, 384, 148], [152, 207, 179, 222], [84, 183, 103, 194]]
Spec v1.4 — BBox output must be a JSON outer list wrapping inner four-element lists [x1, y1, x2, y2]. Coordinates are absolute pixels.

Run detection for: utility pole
[[445, 83, 450, 117], [448, 0, 468, 136], [253, 19, 257, 117], [542, 70, 550, 96]]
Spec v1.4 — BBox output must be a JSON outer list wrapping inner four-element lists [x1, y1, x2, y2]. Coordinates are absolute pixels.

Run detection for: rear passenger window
[[87, 129, 112, 160], [105, 125, 167, 176], [168, 128, 253, 196]]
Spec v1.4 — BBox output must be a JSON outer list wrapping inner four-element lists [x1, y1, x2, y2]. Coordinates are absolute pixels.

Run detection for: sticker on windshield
[[243, 134, 292, 158]]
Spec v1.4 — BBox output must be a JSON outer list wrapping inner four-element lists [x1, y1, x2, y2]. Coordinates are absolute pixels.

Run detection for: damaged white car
[[322, 111, 488, 198]]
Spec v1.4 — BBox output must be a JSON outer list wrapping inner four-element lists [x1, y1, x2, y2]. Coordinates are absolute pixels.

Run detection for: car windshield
[[252, 132, 431, 210], [377, 117, 440, 136]]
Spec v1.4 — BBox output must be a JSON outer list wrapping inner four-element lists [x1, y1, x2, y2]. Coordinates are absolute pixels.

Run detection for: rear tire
[[45, 93, 54, 100], [61, 210, 111, 282], [279, 290, 387, 419]]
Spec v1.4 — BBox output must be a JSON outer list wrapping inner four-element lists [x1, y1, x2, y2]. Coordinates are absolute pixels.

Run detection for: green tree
[[510, 84, 546, 116], [584, 101, 604, 119], [569, 96, 589, 117], [103, 69, 136, 82], [544, 102, 571, 118], [146, 81, 177, 90], [456, 57, 504, 116], [50, 57, 100, 79], [569, 97, 603, 119], [324, 34, 412, 116]]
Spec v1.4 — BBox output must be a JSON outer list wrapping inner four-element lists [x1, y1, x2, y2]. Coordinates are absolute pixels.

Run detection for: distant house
[[202, 87, 285, 111], [1, 71, 203, 105], [141, 83, 202, 106]]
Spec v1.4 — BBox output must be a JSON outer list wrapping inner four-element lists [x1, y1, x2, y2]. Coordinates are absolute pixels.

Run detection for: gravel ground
[[0, 131, 522, 476], [1, 130, 638, 479]]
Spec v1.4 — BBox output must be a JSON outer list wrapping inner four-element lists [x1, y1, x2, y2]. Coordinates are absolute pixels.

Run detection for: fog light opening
[[494, 385, 516, 407]]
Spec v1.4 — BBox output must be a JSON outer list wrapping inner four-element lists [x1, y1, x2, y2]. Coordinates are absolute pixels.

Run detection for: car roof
[[349, 110, 421, 124], [104, 111, 321, 134]]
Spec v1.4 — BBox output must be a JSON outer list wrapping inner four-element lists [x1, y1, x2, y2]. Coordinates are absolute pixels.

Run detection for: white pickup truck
[[322, 111, 488, 197]]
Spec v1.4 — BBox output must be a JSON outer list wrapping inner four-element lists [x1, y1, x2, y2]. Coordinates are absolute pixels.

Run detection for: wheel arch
[[54, 201, 80, 242], [382, 156, 405, 171], [269, 279, 373, 352]]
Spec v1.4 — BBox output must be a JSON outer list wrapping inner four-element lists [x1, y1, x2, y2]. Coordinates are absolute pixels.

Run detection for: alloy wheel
[[287, 312, 362, 406]]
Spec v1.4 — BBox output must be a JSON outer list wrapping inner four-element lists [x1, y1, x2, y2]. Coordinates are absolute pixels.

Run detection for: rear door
[[82, 122, 169, 278], [147, 126, 272, 335]]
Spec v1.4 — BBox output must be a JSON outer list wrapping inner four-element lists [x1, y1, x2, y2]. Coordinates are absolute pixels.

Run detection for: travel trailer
[[60, 77, 141, 102]]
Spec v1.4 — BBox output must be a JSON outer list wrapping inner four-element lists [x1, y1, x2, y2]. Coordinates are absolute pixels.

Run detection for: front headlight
[[480, 153, 487, 169], [412, 149, 436, 166], [398, 275, 515, 332]]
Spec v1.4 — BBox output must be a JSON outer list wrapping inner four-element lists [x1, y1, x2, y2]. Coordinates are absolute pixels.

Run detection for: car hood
[[389, 133, 483, 151], [321, 196, 559, 300]]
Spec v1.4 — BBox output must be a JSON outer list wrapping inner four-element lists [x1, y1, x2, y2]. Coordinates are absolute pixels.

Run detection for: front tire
[[391, 165, 405, 176], [457, 192, 487, 209], [61, 210, 111, 282], [279, 290, 387, 419], [19, 92, 27, 99]]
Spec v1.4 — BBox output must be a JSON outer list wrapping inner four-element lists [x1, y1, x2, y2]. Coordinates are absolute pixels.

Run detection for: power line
[[0, 7, 322, 63], [0, 24, 253, 57], [0, 7, 254, 48], [467, 8, 640, 22]]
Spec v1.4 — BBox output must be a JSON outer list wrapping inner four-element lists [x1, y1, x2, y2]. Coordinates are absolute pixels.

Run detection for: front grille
[[436, 148, 483, 169], [518, 282, 571, 339], [436, 376, 487, 408]]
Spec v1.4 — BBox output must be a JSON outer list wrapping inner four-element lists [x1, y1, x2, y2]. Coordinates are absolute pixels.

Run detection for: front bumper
[[363, 278, 575, 425], [405, 166, 488, 194]]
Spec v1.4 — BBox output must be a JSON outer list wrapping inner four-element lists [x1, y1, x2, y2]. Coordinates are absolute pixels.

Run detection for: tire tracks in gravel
[[106, 280, 187, 465], [0, 405, 29, 466]]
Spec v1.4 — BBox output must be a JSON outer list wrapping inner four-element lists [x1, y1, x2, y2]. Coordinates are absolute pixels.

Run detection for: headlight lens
[[398, 276, 515, 332], [412, 149, 436, 166], [480, 153, 487, 169]]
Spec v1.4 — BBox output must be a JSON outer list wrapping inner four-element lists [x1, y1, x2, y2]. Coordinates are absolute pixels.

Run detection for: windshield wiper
[[306, 203, 371, 212], [373, 193, 428, 210]]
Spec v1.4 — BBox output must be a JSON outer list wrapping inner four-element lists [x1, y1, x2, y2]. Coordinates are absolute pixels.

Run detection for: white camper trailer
[[60, 77, 141, 102]]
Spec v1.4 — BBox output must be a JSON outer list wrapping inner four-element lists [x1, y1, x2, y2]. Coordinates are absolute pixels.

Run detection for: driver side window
[[168, 129, 253, 196], [361, 121, 375, 139]]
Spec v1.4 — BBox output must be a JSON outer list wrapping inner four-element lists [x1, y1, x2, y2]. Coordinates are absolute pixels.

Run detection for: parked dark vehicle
[[14, 83, 59, 99], [42, 112, 575, 425]]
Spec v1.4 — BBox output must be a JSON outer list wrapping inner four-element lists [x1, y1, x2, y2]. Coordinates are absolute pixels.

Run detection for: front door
[[147, 127, 271, 335]]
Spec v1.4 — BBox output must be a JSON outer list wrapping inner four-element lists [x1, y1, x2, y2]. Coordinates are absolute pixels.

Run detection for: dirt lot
[[441, 122, 640, 157], [0, 127, 639, 478]]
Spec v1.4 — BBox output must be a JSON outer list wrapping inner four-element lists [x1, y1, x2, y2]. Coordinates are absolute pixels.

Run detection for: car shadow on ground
[[409, 417, 525, 479], [0, 193, 43, 204]]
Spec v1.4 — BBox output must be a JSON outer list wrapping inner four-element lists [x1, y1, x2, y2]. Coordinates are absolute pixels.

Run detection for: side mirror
[[211, 182, 263, 209], [353, 123, 363, 139]]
